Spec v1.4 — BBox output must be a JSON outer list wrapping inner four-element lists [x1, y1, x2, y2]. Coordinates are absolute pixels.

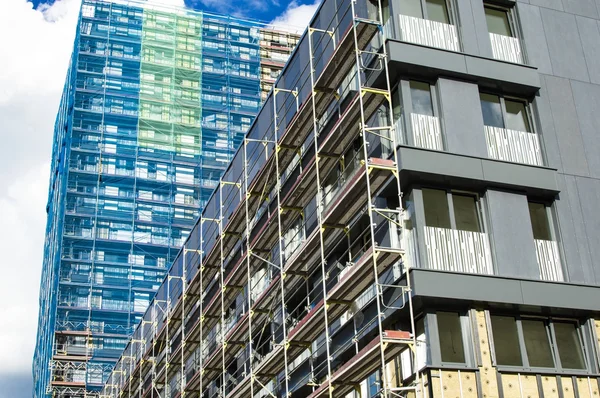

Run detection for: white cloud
[[270, 0, 320, 34]]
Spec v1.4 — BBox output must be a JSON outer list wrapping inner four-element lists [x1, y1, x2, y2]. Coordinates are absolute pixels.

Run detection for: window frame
[[488, 312, 593, 374], [483, 3, 519, 38], [479, 92, 536, 134], [391, 79, 444, 148], [421, 187, 486, 233], [429, 310, 475, 367], [401, 0, 458, 25]]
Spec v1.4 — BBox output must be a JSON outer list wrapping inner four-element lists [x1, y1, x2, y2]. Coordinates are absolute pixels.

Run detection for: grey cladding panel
[[517, 4, 553, 74], [485, 190, 540, 279], [576, 16, 600, 85], [469, 0, 494, 57], [562, 0, 599, 17], [530, 0, 564, 11], [571, 80, 600, 179], [437, 78, 488, 158], [575, 177, 600, 284], [544, 75, 589, 176], [455, 0, 479, 55], [534, 77, 562, 171], [540, 8, 590, 82]]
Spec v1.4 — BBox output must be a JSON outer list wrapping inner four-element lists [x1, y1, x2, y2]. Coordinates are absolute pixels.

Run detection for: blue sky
[[0, 0, 317, 397], [30, 0, 311, 22]]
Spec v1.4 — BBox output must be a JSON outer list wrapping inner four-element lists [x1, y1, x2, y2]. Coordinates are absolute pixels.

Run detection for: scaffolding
[[33, 1, 298, 397], [100, 0, 423, 396]]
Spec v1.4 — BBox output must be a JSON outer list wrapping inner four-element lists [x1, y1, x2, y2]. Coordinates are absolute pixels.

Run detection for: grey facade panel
[[575, 16, 600, 85], [562, 0, 599, 18], [485, 190, 539, 279], [543, 75, 590, 176], [574, 176, 600, 284], [437, 78, 488, 158], [540, 8, 590, 82], [397, 146, 559, 194], [571, 80, 600, 179], [534, 77, 563, 171], [455, 0, 480, 55], [555, 175, 595, 284], [529, 0, 564, 11], [517, 3, 553, 75], [468, 0, 494, 58], [387, 40, 541, 95], [410, 269, 600, 312]]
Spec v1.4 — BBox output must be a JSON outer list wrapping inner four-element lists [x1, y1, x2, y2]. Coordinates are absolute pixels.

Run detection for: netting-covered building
[[33, 1, 298, 396]]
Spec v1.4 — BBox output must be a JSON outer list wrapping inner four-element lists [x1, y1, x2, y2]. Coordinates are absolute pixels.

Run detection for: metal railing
[[412, 113, 444, 151], [535, 239, 564, 282], [484, 125, 543, 166], [397, 14, 460, 52], [423, 226, 494, 275], [489, 32, 524, 64]]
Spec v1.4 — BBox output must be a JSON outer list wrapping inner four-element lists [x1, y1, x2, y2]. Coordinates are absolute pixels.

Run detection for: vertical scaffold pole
[[243, 139, 255, 398]]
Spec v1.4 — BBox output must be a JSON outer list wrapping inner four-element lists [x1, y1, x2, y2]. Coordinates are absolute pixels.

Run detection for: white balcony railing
[[484, 125, 543, 166], [411, 113, 444, 151], [424, 226, 494, 275], [489, 32, 524, 64], [535, 239, 564, 282], [398, 14, 460, 52]]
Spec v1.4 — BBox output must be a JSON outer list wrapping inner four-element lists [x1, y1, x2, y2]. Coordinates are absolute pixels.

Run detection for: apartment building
[[32, 1, 298, 397], [99, 0, 600, 397]]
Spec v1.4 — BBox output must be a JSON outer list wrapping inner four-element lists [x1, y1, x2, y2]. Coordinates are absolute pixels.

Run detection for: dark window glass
[[522, 319, 554, 367], [410, 81, 434, 116], [554, 322, 586, 369], [452, 194, 480, 232], [404, 0, 424, 18], [426, 0, 450, 24], [528, 202, 551, 240], [505, 99, 531, 132], [438, 312, 466, 363], [480, 93, 504, 128], [491, 315, 523, 366], [485, 7, 512, 36], [423, 188, 450, 228]]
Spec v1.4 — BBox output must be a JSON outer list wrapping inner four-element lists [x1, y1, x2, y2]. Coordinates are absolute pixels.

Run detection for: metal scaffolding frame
[[100, 0, 424, 396]]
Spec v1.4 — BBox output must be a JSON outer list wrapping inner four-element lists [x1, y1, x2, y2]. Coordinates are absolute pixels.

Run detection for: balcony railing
[[484, 125, 543, 166], [411, 113, 444, 151], [423, 226, 494, 275], [397, 14, 460, 52], [489, 32, 524, 64], [535, 239, 564, 282]]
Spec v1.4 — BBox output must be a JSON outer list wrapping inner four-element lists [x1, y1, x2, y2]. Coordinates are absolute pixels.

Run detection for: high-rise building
[[97, 0, 600, 397], [32, 1, 298, 397]]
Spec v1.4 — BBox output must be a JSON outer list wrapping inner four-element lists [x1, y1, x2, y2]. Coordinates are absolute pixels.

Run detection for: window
[[490, 314, 589, 371], [403, 0, 451, 24], [437, 312, 465, 363], [480, 93, 531, 132], [410, 81, 434, 116], [528, 202, 552, 241], [422, 188, 483, 232], [484, 6, 513, 37]]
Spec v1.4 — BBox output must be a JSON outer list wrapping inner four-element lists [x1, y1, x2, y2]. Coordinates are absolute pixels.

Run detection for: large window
[[437, 312, 466, 363], [403, 0, 451, 24], [490, 314, 589, 371], [484, 5, 513, 37], [480, 93, 531, 132], [410, 81, 435, 116], [423, 188, 483, 232], [528, 202, 552, 241]]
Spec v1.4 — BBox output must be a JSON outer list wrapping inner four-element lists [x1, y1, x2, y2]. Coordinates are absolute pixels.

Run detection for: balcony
[[411, 113, 443, 151], [484, 125, 543, 166], [535, 239, 564, 282], [489, 32, 524, 64], [397, 14, 460, 52], [423, 226, 494, 275]]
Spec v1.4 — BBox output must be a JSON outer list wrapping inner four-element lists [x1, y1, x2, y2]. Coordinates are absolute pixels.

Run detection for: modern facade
[[98, 0, 600, 397], [32, 1, 298, 397]]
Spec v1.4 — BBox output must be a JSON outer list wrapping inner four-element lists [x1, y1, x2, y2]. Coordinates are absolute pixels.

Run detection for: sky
[[0, 0, 318, 397]]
